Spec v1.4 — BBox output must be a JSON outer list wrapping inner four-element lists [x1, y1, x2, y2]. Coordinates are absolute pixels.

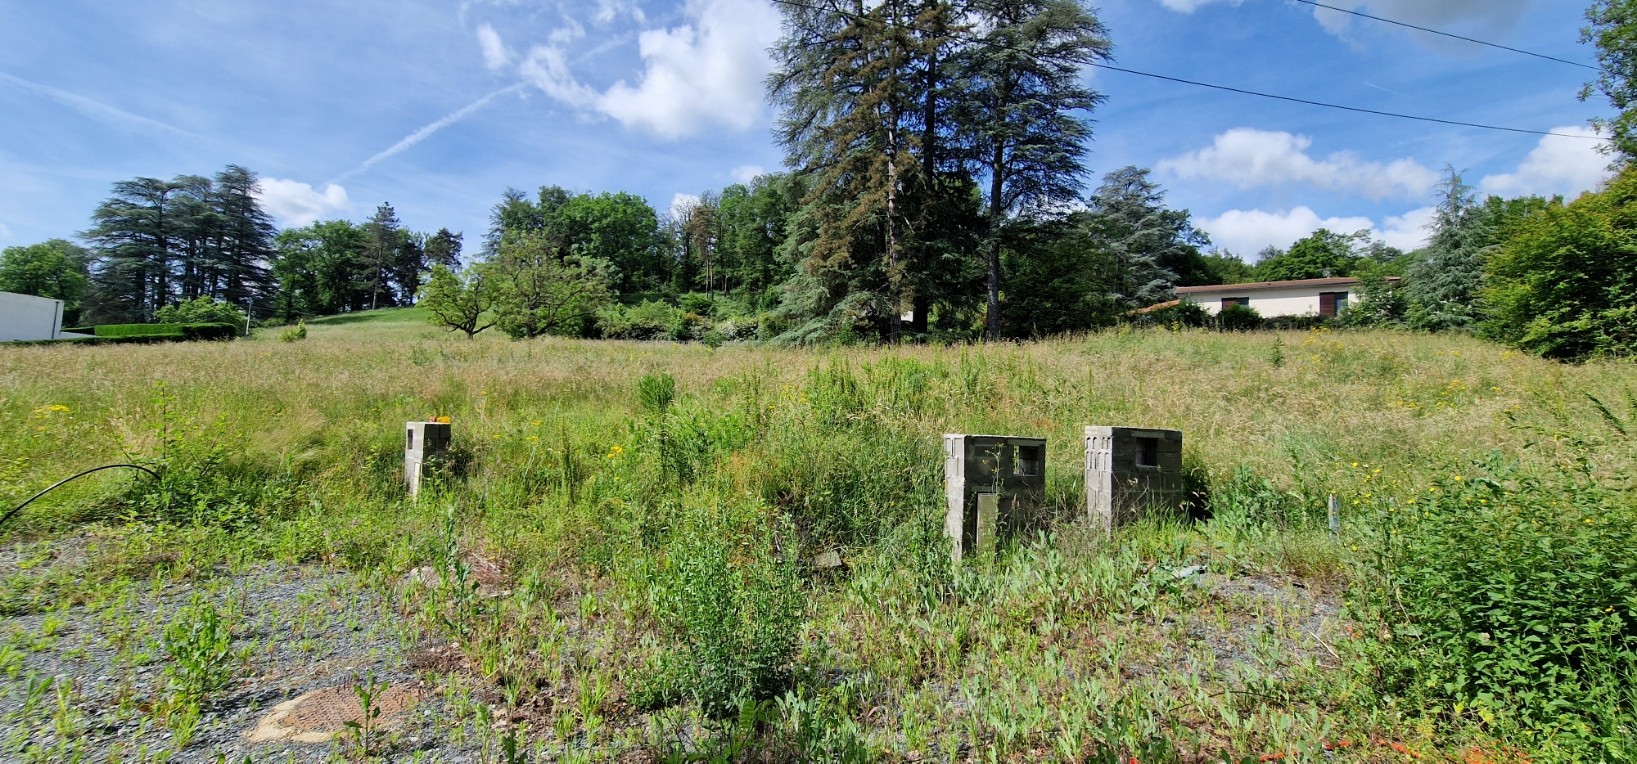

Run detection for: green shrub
[[1215, 303, 1262, 331], [155, 296, 246, 327], [600, 300, 681, 340], [1207, 465, 1311, 530], [89, 323, 237, 341], [1261, 314, 1328, 331], [651, 496, 803, 716], [1352, 456, 1637, 755], [179, 322, 238, 341], [279, 321, 307, 342], [161, 596, 237, 702], [126, 385, 299, 527], [678, 292, 716, 317]]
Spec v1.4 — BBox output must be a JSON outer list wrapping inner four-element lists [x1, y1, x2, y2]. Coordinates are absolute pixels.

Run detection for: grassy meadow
[[1, 310, 1634, 762]]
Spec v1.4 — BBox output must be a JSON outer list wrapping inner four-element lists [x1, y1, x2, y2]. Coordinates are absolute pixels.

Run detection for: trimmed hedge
[[91, 323, 237, 341], [180, 323, 239, 340], [95, 323, 185, 338]]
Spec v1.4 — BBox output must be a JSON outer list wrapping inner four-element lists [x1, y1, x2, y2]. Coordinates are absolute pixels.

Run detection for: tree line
[[6, 0, 1637, 359]]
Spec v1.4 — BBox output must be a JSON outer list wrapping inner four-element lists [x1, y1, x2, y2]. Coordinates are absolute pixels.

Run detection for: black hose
[[0, 464, 160, 530]]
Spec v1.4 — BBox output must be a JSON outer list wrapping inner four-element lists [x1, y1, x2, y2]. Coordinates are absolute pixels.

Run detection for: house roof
[[1132, 299, 1179, 314], [1174, 275, 1398, 296]]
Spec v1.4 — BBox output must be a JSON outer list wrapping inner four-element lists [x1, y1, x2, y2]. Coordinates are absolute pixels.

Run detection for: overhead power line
[[1090, 62, 1601, 140], [765, 0, 1601, 141], [1288, 0, 1596, 70]]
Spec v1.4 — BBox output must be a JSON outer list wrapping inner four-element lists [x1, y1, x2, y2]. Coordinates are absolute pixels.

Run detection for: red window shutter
[[1319, 292, 1337, 317]]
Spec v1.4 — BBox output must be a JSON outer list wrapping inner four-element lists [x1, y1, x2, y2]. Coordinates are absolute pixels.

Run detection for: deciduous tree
[[419, 264, 495, 338], [488, 231, 613, 339], [0, 240, 91, 322]]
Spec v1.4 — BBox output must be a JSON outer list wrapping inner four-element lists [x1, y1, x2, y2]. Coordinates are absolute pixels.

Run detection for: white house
[[1174, 276, 1397, 318], [0, 291, 65, 342]]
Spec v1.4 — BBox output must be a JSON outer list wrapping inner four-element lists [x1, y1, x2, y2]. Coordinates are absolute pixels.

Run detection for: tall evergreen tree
[[362, 203, 405, 310], [1083, 166, 1183, 312], [212, 165, 276, 306], [83, 177, 181, 322], [425, 228, 464, 270], [80, 166, 277, 322], [956, 0, 1111, 339], [1405, 168, 1488, 331], [770, 0, 955, 342]]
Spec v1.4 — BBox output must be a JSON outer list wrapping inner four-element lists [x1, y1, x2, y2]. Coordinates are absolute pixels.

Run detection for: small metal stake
[[1327, 494, 1341, 536]]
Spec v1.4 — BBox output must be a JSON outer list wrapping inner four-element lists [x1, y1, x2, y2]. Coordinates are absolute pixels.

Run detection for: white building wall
[[0, 292, 63, 342], [1184, 286, 1348, 317]]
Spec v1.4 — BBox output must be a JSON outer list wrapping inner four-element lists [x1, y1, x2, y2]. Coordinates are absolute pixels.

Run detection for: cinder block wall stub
[[1084, 425, 1184, 533], [944, 434, 1046, 562], [405, 421, 452, 498]]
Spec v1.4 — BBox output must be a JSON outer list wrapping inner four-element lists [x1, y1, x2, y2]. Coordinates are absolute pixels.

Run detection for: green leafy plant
[[161, 596, 236, 703], [344, 672, 386, 760], [1351, 450, 1637, 757], [279, 320, 307, 342], [155, 296, 247, 326], [652, 497, 804, 717]]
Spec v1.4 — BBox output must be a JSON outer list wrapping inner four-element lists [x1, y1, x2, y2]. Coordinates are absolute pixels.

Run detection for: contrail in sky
[[0, 71, 207, 141], [328, 83, 526, 185]]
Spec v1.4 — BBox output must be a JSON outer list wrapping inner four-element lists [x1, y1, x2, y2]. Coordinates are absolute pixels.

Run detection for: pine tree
[[425, 228, 464, 270], [211, 165, 276, 307], [769, 0, 956, 342], [956, 0, 1111, 338], [83, 177, 182, 322], [1405, 168, 1488, 331], [1083, 167, 1182, 311], [362, 203, 405, 310]]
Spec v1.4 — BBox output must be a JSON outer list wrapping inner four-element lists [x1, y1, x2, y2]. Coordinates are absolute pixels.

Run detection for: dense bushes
[[154, 296, 246, 327], [1352, 454, 1637, 757], [1484, 166, 1637, 360]]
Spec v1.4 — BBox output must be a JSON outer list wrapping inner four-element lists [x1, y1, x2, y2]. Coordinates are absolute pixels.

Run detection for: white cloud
[[549, 18, 586, 46], [476, 24, 513, 70], [1156, 0, 1240, 11], [1197, 204, 1437, 256], [1159, 128, 1438, 201], [596, 0, 782, 138], [1480, 126, 1612, 199], [730, 164, 764, 184], [1313, 0, 1527, 45], [520, 45, 597, 107], [669, 192, 701, 220], [256, 179, 353, 227], [0, 222, 12, 240], [519, 0, 780, 139], [595, 0, 645, 25], [1377, 206, 1436, 251]]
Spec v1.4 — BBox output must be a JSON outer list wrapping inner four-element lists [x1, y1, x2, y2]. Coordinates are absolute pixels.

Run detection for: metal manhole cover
[[247, 683, 423, 743]]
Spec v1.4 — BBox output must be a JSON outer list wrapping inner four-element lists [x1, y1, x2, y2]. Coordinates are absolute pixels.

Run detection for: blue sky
[[0, 0, 1612, 260]]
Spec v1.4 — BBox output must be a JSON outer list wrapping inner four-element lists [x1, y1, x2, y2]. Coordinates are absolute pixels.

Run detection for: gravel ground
[[0, 551, 485, 763]]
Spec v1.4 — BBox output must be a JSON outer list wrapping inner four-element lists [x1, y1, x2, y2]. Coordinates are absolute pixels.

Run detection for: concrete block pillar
[[405, 421, 452, 499], [1084, 426, 1184, 534], [944, 434, 1046, 562]]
